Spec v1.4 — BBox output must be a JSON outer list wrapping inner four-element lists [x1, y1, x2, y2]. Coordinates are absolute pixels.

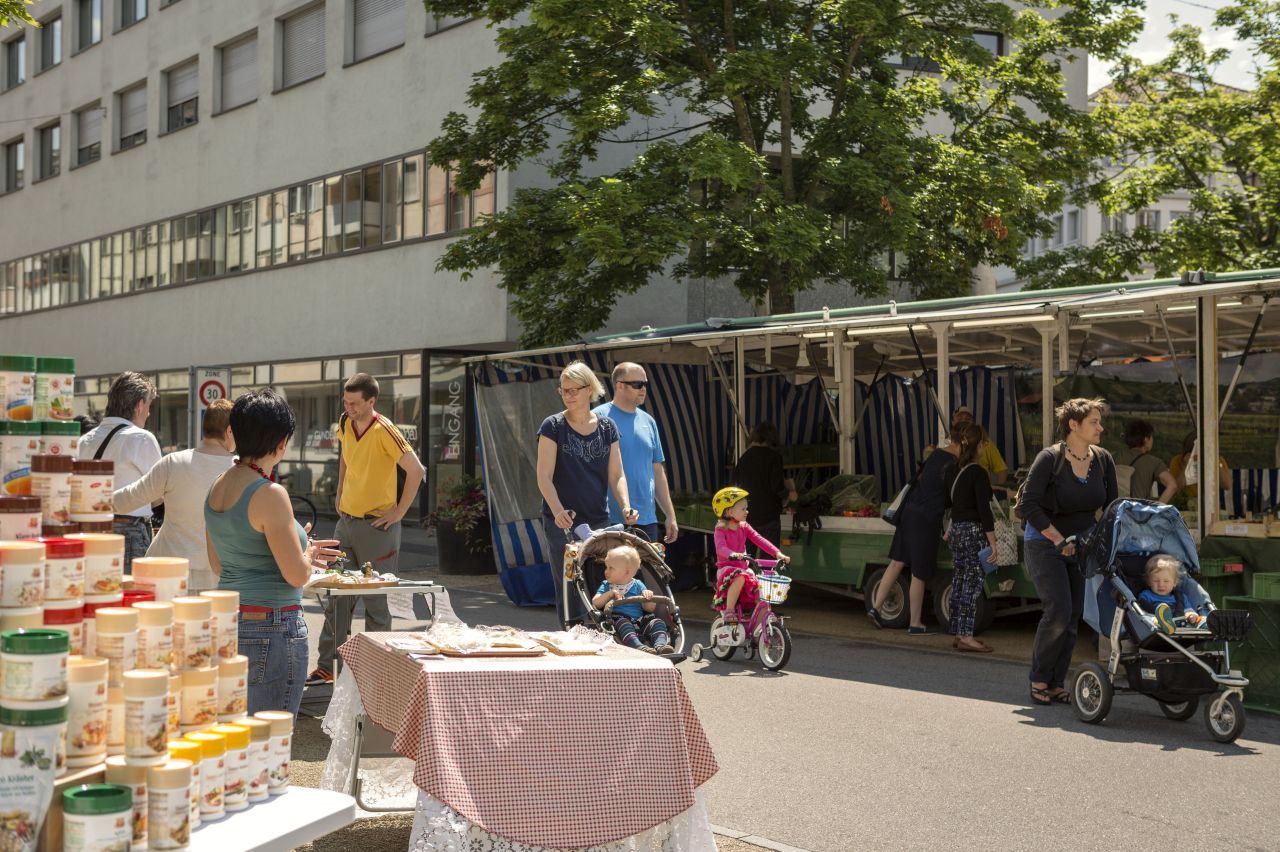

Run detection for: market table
[[189, 787, 356, 851], [320, 631, 719, 850]]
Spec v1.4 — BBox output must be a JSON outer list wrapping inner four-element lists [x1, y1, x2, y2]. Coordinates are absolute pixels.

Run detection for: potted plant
[[426, 474, 495, 575]]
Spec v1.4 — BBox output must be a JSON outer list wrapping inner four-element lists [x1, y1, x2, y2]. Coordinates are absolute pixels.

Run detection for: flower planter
[[435, 517, 495, 575]]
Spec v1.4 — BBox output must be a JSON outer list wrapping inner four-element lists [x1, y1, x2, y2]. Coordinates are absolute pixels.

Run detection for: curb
[[712, 825, 816, 852]]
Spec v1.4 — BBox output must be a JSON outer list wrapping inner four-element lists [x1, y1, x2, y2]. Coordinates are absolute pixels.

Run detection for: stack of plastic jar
[[200, 589, 238, 660], [30, 454, 73, 524], [65, 655, 108, 767], [133, 557, 191, 603], [0, 494, 41, 541], [69, 460, 114, 524], [0, 355, 36, 421], [0, 421, 40, 495], [33, 356, 74, 422]]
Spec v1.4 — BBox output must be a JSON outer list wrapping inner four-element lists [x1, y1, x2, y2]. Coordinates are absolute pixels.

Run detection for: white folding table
[[189, 787, 356, 851]]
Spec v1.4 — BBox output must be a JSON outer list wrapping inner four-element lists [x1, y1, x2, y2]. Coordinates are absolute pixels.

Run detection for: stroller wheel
[[1157, 698, 1199, 722], [1204, 693, 1246, 743], [1072, 663, 1113, 724], [688, 644, 703, 662]]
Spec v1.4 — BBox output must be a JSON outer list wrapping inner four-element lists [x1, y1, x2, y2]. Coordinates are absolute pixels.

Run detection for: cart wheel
[[932, 579, 994, 635], [1157, 697, 1199, 721], [1204, 693, 1246, 743], [689, 644, 703, 662], [759, 622, 792, 672], [1072, 663, 1113, 724], [865, 567, 910, 629]]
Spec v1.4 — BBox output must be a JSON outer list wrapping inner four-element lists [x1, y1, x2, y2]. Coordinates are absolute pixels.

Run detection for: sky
[[1087, 0, 1261, 92]]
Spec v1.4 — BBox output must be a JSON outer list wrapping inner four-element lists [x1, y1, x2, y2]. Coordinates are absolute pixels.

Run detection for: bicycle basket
[[757, 571, 791, 605], [1208, 609, 1254, 642]]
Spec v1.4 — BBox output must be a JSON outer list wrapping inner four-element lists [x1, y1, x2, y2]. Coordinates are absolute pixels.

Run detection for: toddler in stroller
[[1072, 499, 1253, 743], [590, 544, 676, 654]]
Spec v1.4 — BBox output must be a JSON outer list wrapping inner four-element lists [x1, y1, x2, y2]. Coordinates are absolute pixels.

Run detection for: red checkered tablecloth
[[338, 632, 719, 848]]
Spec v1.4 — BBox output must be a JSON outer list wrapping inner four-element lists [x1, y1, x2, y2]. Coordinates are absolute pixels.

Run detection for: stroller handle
[[602, 595, 674, 614]]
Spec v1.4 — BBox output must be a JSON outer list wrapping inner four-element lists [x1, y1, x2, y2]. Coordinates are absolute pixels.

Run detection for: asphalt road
[[302, 584, 1280, 852]]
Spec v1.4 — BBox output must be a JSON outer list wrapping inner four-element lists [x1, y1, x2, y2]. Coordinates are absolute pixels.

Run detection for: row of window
[[2, 1, 167, 92], [0, 1, 471, 194], [1021, 208, 1194, 259], [0, 148, 496, 315]]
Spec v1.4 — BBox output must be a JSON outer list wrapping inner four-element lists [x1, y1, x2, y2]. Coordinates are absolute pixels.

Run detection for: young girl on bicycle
[[711, 487, 788, 621]]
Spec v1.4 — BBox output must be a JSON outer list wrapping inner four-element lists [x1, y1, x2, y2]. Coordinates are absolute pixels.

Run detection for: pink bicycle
[[689, 557, 793, 671]]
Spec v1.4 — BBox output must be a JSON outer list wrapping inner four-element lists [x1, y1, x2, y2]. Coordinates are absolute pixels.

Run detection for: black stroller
[[562, 526, 686, 656], [1072, 499, 1253, 743]]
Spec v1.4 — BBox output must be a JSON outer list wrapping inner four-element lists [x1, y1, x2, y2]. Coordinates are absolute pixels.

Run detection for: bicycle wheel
[[758, 620, 792, 671], [290, 494, 317, 531]]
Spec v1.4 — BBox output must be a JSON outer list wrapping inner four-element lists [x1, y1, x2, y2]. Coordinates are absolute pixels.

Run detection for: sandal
[[955, 639, 993, 653], [1030, 685, 1053, 706], [1048, 688, 1071, 704]]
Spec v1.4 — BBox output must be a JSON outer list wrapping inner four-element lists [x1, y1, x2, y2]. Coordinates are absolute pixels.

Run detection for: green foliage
[[426, 475, 492, 553], [0, 1, 35, 27], [1020, 0, 1280, 289], [427, 0, 1142, 345]]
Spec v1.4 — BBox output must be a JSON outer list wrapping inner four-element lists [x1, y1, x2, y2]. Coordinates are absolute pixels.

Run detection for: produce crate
[[1227, 644, 1280, 715], [1200, 573, 1245, 606], [1199, 555, 1246, 577], [1222, 596, 1280, 655], [1252, 573, 1280, 601]]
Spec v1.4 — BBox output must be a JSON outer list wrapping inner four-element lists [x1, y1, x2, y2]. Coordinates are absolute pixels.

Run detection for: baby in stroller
[[1138, 554, 1207, 633], [590, 544, 676, 655]]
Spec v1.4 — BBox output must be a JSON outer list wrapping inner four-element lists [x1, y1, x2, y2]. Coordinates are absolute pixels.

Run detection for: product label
[[0, 511, 40, 540], [0, 653, 67, 702], [34, 374, 74, 421], [40, 435, 77, 457], [0, 717, 64, 852], [83, 552, 122, 595], [134, 575, 188, 603], [106, 697, 124, 751], [69, 473, 114, 519], [125, 693, 169, 761], [1, 371, 34, 420], [125, 782, 147, 846], [223, 748, 249, 808], [199, 757, 225, 815], [188, 761, 200, 830], [149, 785, 191, 850], [0, 563, 43, 608], [95, 630, 137, 689], [66, 678, 107, 759], [43, 557, 84, 600], [217, 674, 246, 718], [167, 690, 180, 740], [180, 684, 217, 728], [0, 433, 37, 494], [30, 472, 71, 523], [138, 624, 175, 670], [173, 619, 212, 669], [247, 742, 270, 800], [212, 611, 237, 660], [62, 811, 130, 852], [268, 734, 290, 791]]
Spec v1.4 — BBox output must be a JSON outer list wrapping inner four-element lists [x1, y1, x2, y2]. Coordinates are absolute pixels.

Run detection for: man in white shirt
[[79, 372, 161, 571]]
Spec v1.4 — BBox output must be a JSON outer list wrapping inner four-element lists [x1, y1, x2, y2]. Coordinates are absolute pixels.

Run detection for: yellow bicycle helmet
[[712, 486, 749, 518]]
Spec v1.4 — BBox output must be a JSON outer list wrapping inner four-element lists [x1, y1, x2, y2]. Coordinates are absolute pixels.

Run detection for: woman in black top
[[1017, 398, 1117, 705], [943, 422, 997, 652], [869, 436, 958, 635], [732, 422, 798, 554]]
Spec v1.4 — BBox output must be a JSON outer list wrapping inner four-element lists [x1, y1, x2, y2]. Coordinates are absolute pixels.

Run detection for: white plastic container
[[0, 355, 36, 421], [148, 758, 193, 850], [0, 627, 68, 708], [210, 723, 250, 811], [65, 655, 108, 768], [239, 717, 272, 802], [81, 592, 123, 665], [124, 668, 171, 766], [0, 494, 40, 539], [171, 596, 213, 671], [61, 783, 132, 852], [255, 710, 294, 795], [0, 539, 44, 609], [166, 673, 180, 741], [0, 421, 40, 496], [93, 606, 138, 688], [39, 419, 80, 459], [199, 590, 238, 660], [134, 601, 175, 672], [69, 533, 124, 596], [216, 655, 247, 721], [105, 685, 124, 756], [167, 740, 202, 832], [0, 607, 42, 632], [105, 755, 150, 849], [33, 357, 74, 421], [29, 454, 73, 523], [39, 536, 84, 600], [69, 461, 115, 523], [133, 558, 190, 603], [43, 598, 83, 656], [179, 665, 218, 730], [183, 730, 226, 820]]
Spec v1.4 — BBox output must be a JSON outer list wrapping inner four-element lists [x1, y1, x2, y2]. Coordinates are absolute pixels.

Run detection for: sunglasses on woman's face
[[618, 380, 648, 390]]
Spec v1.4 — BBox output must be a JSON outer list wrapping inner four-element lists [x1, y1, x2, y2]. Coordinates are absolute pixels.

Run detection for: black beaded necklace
[[234, 459, 275, 482]]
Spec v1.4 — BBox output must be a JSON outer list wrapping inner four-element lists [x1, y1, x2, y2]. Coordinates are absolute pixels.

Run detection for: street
[[419, 586, 1280, 852]]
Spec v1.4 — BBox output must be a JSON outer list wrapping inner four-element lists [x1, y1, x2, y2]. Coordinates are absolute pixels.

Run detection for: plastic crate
[[1228, 644, 1280, 715], [1252, 573, 1280, 601], [1223, 597, 1280, 655], [1200, 555, 1246, 577], [1200, 574, 1245, 606]]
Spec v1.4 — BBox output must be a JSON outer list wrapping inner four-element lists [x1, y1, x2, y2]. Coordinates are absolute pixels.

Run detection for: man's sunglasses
[[618, 380, 648, 389]]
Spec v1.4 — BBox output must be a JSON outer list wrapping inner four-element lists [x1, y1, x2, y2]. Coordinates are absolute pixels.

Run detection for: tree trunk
[[768, 283, 795, 316]]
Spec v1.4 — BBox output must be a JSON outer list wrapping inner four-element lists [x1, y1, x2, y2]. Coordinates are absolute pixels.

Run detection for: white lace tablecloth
[[321, 648, 718, 852]]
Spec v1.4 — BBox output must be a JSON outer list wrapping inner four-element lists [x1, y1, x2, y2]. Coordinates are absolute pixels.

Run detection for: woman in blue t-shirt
[[537, 361, 638, 624]]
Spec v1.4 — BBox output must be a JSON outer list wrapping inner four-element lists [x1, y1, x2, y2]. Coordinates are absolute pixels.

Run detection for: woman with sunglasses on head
[[536, 361, 638, 625]]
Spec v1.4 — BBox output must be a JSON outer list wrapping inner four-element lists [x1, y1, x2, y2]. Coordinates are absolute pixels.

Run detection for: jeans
[[1024, 538, 1084, 689], [315, 515, 397, 671], [239, 608, 309, 715], [113, 517, 152, 573]]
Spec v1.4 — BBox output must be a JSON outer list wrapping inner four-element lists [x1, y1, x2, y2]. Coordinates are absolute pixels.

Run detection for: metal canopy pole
[[1156, 305, 1199, 432], [1196, 295, 1219, 538], [1040, 325, 1056, 449], [907, 327, 947, 440], [1218, 295, 1270, 418], [931, 322, 952, 441], [734, 337, 747, 460], [838, 332, 857, 475]]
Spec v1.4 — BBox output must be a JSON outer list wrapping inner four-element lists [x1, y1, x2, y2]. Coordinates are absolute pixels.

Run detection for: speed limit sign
[[198, 378, 227, 408], [193, 368, 231, 410]]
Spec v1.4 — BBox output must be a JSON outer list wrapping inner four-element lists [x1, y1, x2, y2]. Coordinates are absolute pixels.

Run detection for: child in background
[[1138, 553, 1205, 633], [591, 544, 675, 654], [711, 487, 788, 622]]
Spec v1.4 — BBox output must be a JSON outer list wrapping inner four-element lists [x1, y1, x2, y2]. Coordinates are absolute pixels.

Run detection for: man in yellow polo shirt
[[309, 372, 426, 684], [952, 406, 1008, 486]]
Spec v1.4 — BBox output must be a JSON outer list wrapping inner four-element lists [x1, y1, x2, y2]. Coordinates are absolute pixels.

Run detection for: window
[[306, 180, 323, 257], [403, 154, 423, 239], [888, 30, 1003, 71], [218, 34, 256, 112], [39, 14, 62, 72], [77, 0, 103, 50], [272, 190, 288, 264], [426, 14, 470, 34], [166, 60, 198, 132], [280, 4, 325, 89], [972, 31, 1003, 57], [353, 0, 404, 61], [323, 175, 342, 254], [472, 171, 495, 222], [1051, 214, 1064, 247], [1101, 213, 1126, 235], [76, 105, 102, 165], [1136, 209, 1161, 232], [342, 170, 362, 250], [288, 185, 306, 261], [426, 164, 446, 234], [118, 84, 147, 149], [36, 124, 60, 180], [2, 139, 21, 192], [363, 164, 382, 247], [4, 35, 25, 90], [382, 159, 402, 243], [1066, 210, 1080, 243], [255, 194, 273, 267], [1170, 210, 1192, 223], [447, 170, 469, 231], [119, 0, 147, 29]]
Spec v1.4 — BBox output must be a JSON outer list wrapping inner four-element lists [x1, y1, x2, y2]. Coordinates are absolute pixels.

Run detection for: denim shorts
[[239, 608, 309, 716]]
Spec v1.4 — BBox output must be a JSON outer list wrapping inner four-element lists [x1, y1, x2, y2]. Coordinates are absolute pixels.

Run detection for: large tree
[[0, 1, 34, 27], [1020, 0, 1280, 290], [427, 0, 1140, 345]]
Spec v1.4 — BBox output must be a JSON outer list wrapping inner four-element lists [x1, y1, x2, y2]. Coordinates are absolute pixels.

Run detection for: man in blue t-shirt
[[593, 362, 679, 543]]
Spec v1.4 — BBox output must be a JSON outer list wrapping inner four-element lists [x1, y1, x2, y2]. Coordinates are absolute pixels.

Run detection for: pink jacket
[[714, 522, 780, 576]]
